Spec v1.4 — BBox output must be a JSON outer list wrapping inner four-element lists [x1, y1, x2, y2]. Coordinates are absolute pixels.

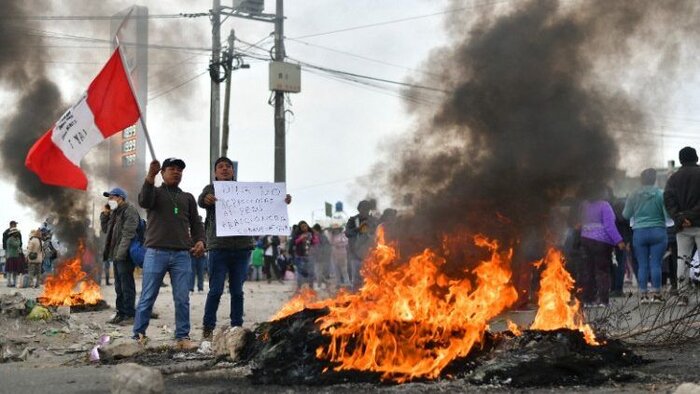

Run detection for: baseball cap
[[103, 187, 128, 199], [162, 157, 186, 170]]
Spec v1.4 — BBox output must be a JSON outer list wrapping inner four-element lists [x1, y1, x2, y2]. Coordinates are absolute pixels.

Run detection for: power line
[[286, 37, 442, 78], [148, 70, 208, 101], [287, 56, 450, 93], [6, 23, 212, 54], [0, 13, 208, 21], [289, 0, 513, 40]]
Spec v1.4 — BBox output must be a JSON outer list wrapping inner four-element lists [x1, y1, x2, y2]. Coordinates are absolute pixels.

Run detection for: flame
[[38, 241, 103, 307], [270, 288, 320, 321], [507, 320, 522, 336], [272, 229, 601, 382], [529, 248, 599, 345], [283, 228, 519, 382]]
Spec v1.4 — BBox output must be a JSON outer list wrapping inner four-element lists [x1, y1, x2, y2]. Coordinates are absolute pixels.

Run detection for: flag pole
[[114, 36, 157, 161]]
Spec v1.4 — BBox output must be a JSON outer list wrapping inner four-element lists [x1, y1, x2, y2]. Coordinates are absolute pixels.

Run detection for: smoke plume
[[385, 0, 700, 260], [0, 1, 90, 247]]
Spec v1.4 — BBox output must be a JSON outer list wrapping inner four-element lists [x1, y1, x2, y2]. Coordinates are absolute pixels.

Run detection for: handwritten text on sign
[[214, 181, 289, 236]]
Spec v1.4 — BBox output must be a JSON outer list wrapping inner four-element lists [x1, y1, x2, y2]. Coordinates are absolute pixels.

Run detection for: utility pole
[[273, 0, 285, 183], [210, 0, 222, 182], [221, 29, 235, 158]]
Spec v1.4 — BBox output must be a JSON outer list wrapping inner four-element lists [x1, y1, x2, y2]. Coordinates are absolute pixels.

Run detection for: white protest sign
[[214, 181, 289, 236]]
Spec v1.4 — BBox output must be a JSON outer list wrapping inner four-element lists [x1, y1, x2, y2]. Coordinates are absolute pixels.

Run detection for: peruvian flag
[[25, 47, 140, 190]]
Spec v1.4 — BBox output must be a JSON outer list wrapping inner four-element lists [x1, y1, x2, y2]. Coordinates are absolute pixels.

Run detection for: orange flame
[[529, 248, 599, 345], [272, 229, 600, 382], [270, 288, 320, 321], [285, 228, 519, 382], [507, 320, 522, 336], [38, 241, 103, 306]]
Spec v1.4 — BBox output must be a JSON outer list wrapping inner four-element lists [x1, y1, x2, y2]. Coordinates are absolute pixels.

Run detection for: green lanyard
[[164, 187, 180, 215]]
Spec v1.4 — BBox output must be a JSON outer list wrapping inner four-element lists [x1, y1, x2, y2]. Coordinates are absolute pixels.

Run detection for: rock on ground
[[99, 338, 145, 361], [111, 362, 164, 394], [675, 383, 700, 394], [212, 326, 253, 361]]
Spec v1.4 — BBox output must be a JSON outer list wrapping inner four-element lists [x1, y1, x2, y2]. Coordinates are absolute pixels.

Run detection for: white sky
[[1, 0, 699, 239]]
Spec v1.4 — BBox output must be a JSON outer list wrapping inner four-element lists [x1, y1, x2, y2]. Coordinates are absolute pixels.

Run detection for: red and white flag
[[25, 47, 140, 190]]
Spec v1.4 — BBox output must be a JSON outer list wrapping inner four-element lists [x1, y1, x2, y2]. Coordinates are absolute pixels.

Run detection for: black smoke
[[385, 0, 700, 261], [0, 1, 89, 248]]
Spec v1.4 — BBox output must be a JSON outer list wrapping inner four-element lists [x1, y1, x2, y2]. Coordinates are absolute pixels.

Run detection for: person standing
[[311, 224, 332, 290], [329, 224, 349, 288], [345, 200, 378, 291], [198, 157, 290, 339], [101, 187, 140, 325], [26, 229, 44, 288], [579, 185, 625, 307], [5, 228, 22, 287], [189, 216, 207, 293], [294, 221, 318, 290], [262, 235, 282, 283], [133, 158, 205, 348], [3, 220, 22, 252], [664, 146, 700, 306], [623, 168, 669, 304], [250, 243, 264, 281], [99, 203, 112, 286]]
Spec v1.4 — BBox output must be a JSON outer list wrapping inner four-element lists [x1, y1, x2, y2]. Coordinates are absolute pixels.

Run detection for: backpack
[[129, 217, 147, 267]]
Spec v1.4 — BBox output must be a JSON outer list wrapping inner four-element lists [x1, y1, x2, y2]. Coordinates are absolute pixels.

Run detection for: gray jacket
[[198, 183, 255, 251], [101, 202, 140, 262]]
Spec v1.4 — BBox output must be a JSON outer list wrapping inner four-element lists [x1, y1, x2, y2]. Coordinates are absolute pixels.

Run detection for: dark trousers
[[662, 241, 678, 289], [103, 260, 111, 284], [114, 259, 136, 317], [190, 255, 207, 291], [263, 255, 281, 281], [580, 238, 613, 304]]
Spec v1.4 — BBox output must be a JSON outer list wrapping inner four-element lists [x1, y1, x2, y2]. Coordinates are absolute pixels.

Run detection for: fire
[[270, 288, 320, 321], [291, 229, 519, 382], [530, 248, 599, 345], [38, 241, 103, 307], [507, 320, 522, 336], [272, 229, 600, 382]]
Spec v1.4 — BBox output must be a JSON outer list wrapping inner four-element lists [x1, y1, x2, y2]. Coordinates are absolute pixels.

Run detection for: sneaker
[[595, 303, 608, 308], [678, 296, 689, 306], [640, 296, 650, 305], [118, 317, 134, 326], [175, 337, 198, 351], [651, 295, 664, 304], [202, 327, 214, 341], [107, 315, 124, 324]]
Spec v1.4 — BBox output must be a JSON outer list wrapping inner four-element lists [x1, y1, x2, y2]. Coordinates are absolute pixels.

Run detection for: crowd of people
[[1, 220, 59, 288], [5, 146, 698, 349], [563, 146, 700, 307]]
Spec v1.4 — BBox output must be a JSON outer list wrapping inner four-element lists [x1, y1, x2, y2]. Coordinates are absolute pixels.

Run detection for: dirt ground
[[1, 276, 700, 393]]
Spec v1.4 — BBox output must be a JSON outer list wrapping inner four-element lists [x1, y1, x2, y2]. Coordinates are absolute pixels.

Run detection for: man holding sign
[[198, 157, 291, 339]]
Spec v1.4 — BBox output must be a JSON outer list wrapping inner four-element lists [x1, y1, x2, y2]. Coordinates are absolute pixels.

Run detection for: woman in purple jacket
[[579, 186, 625, 307]]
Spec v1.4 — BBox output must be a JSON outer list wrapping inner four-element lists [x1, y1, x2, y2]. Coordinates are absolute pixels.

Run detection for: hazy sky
[[1, 0, 699, 239]]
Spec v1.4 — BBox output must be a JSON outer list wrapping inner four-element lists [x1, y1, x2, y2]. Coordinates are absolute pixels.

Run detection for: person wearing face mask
[[134, 158, 205, 349], [100, 187, 141, 325]]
